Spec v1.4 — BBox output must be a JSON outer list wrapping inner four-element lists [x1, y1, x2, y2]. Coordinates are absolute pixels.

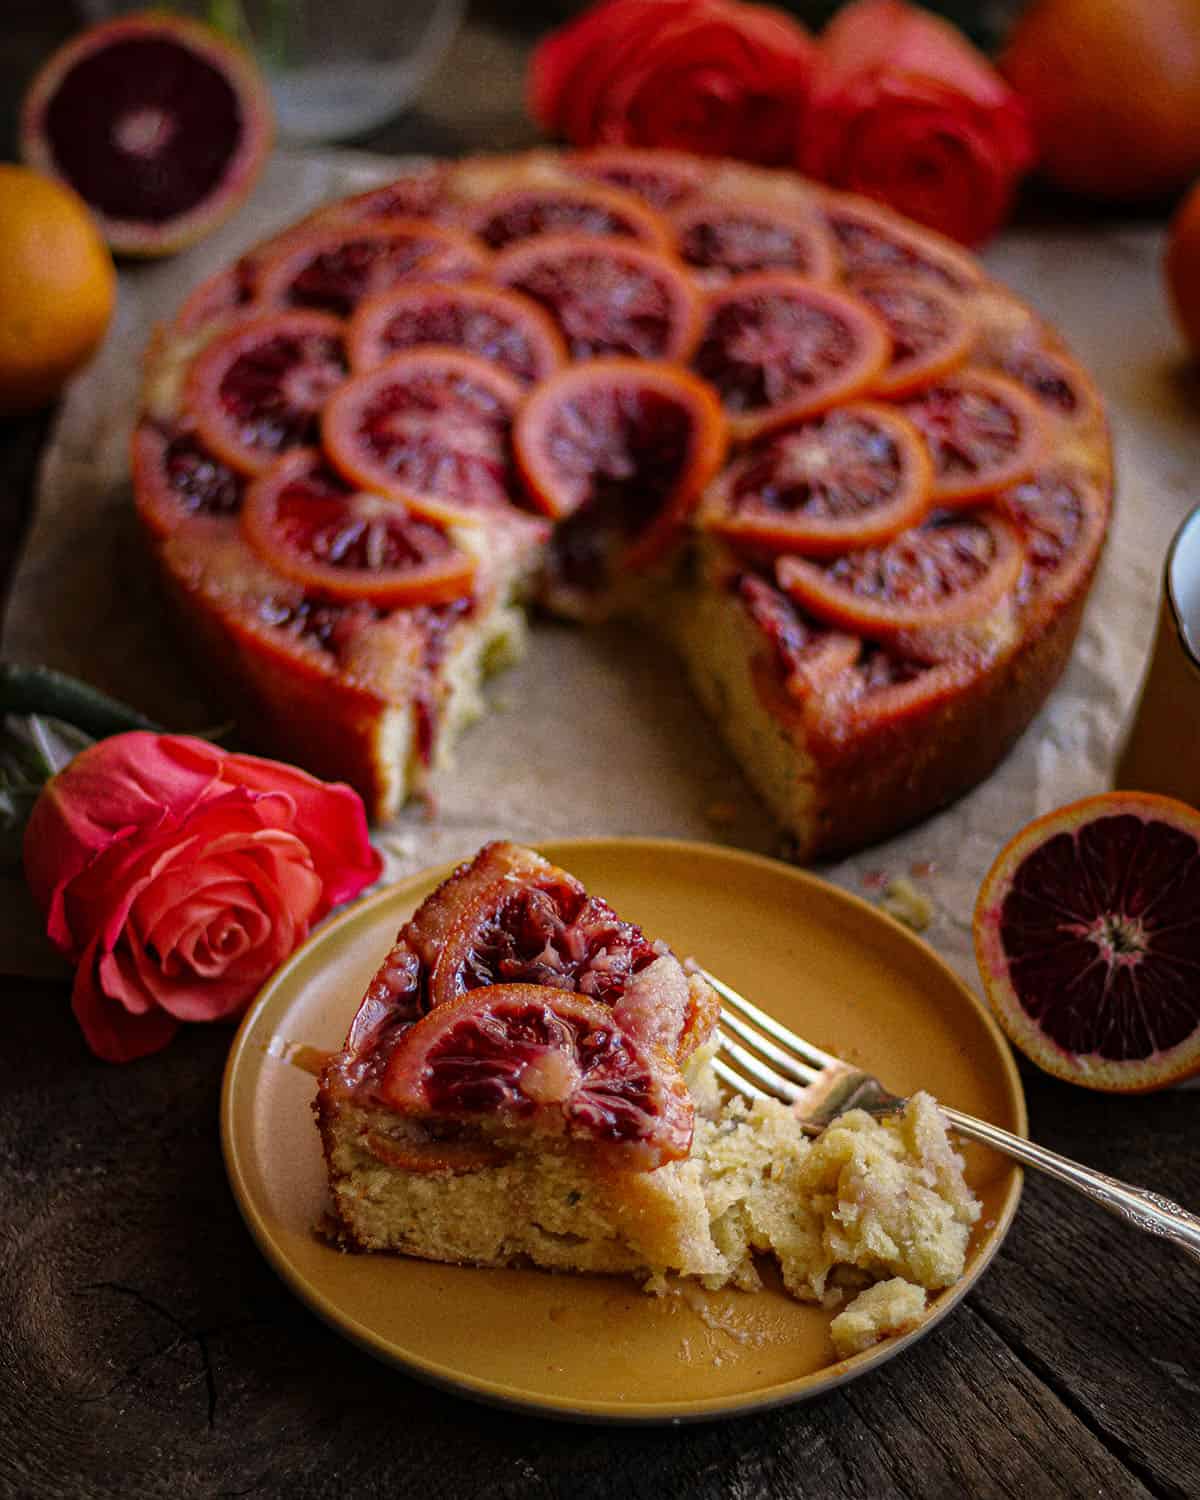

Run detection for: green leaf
[[0, 714, 96, 873], [0, 664, 162, 739]]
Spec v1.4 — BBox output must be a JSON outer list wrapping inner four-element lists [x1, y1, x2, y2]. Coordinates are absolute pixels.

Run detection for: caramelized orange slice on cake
[[493, 233, 704, 362], [322, 348, 525, 525], [514, 359, 727, 578], [999, 467, 1110, 630], [187, 309, 349, 477], [346, 280, 567, 383], [467, 181, 674, 253], [379, 985, 695, 1168], [255, 219, 489, 315], [900, 371, 1045, 506], [700, 403, 931, 557], [565, 146, 708, 210], [670, 197, 837, 283], [777, 509, 1025, 636], [822, 194, 983, 292], [241, 448, 477, 606], [852, 273, 977, 397], [691, 272, 891, 440], [132, 421, 246, 540]]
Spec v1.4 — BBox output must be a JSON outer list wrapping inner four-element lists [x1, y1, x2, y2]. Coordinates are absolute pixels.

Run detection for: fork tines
[[699, 966, 838, 1104]]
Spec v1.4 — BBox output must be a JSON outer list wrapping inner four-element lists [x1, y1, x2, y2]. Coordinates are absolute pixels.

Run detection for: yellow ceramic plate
[[221, 838, 1025, 1422]]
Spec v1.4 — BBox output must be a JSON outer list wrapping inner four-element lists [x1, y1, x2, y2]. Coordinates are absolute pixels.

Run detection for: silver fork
[[701, 967, 1200, 1266]]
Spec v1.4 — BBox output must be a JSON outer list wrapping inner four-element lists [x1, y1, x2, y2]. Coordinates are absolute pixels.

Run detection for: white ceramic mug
[[1115, 505, 1200, 806]]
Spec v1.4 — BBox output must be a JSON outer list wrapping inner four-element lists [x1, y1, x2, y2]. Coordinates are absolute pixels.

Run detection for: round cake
[[132, 148, 1111, 860]]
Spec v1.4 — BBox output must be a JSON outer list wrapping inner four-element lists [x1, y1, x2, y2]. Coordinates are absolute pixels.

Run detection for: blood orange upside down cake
[[134, 148, 1111, 859], [316, 841, 981, 1356]]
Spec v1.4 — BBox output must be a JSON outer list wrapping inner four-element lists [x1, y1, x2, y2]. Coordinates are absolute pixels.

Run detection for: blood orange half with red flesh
[[492, 234, 703, 362], [974, 793, 1200, 1092], [322, 348, 524, 525], [255, 220, 489, 316], [347, 281, 566, 384], [20, 12, 273, 257], [241, 447, 476, 606], [900, 371, 1045, 507], [851, 273, 976, 398], [379, 985, 694, 1167], [777, 509, 1024, 636], [468, 182, 673, 253], [566, 147, 708, 210], [822, 196, 983, 292], [132, 421, 245, 539], [514, 360, 727, 576], [671, 198, 837, 283], [187, 309, 348, 477], [701, 403, 931, 557], [691, 272, 891, 441]]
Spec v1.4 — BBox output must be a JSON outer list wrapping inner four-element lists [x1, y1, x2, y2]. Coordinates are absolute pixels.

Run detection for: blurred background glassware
[[1114, 505, 1200, 808], [75, 0, 464, 143]]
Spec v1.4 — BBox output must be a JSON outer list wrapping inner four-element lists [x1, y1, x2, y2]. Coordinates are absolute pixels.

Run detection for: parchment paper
[[6, 148, 1199, 991]]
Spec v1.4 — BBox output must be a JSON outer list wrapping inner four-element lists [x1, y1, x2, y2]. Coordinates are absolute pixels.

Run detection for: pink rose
[[800, 0, 1035, 245], [24, 733, 381, 1062], [529, 0, 816, 165]]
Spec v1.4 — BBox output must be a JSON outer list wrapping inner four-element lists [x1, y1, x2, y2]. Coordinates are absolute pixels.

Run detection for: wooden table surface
[[1, 6, 1198, 1498]]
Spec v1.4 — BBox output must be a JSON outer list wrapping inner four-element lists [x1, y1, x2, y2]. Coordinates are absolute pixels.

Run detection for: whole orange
[[0, 164, 116, 415], [1002, 0, 1200, 202], [1166, 179, 1200, 354]]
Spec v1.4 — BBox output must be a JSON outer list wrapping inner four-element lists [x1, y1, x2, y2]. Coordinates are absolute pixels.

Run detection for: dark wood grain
[[1, 6, 1199, 1499]]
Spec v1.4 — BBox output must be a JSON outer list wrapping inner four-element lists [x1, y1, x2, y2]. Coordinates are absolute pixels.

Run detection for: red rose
[[800, 0, 1035, 245], [529, 0, 816, 165], [24, 733, 381, 1062]]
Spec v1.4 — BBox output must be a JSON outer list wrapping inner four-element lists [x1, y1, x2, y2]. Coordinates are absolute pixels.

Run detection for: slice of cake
[[316, 841, 981, 1356]]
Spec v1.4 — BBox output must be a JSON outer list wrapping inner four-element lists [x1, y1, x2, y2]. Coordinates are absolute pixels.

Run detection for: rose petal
[[218, 754, 381, 910], [73, 938, 180, 1063]]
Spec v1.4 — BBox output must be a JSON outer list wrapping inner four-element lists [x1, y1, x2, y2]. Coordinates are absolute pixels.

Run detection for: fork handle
[[942, 1107, 1200, 1264]]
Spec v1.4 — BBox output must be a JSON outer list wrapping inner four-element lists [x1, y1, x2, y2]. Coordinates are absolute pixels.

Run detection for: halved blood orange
[[187, 309, 348, 477], [671, 198, 837, 283], [347, 281, 567, 383], [1000, 467, 1110, 627], [241, 447, 476, 606], [974, 792, 1200, 1092], [492, 233, 703, 362], [513, 359, 727, 573], [566, 146, 708, 210], [691, 272, 891, 440], [822, 195, 983, 291], [255, 219, 489, 316], [700, 403, 932, 557], [378, 984, 694, 1166], [131, 420, 245, 539], [851, 273, 976, 397], [776, 509, 1025, 635], [468, 181, 674, 252], [322, 347, 524, 525], [900, 371, 1045, 506]]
